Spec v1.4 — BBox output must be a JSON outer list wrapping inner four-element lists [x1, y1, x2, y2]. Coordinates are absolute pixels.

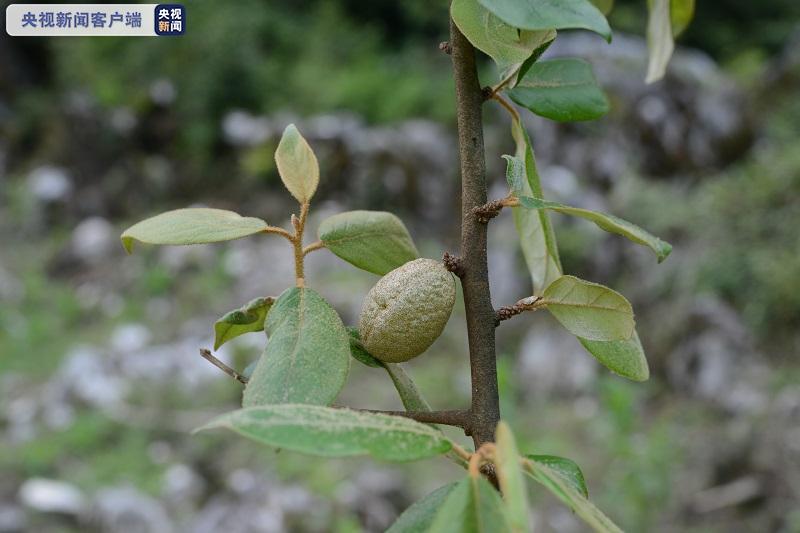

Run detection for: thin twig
[[199, 349, 248, 385], [492, 93, 521, 123], [262, 226, 294, 240], [302, 240, 325, 255], [356, 409, 472, 430]]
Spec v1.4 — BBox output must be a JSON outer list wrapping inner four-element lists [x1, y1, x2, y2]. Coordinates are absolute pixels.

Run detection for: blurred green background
[[1, 1, 800, 532]]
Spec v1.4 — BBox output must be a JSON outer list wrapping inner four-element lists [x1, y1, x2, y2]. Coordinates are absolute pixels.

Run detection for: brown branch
[[262, 226, 294, 240], [495, 296, 543, 326], [199, 349, 248, 385], [291, 202, 310, 287], [439, 41, 452, 55], [450, 17, 500, 451], [357, 409, 472, 431]]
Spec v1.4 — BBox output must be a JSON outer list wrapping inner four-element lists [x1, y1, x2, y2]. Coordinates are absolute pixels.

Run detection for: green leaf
[[495, 422, 530, 532], [452, 0, 555, 72], [318, 210, 419, 275], [542, 275, 634, 341], [242, 287, 350, 407], [387, 483, 459, 533], [509, 59, 609, 122], [478, 0, 611, 41], [502, 155, 525, 194], [120, 208, 269, 254], [523, 458, 623, 533], [196, 404, 452, 462], [590, 0, 614, 15], [514, 37, 556, 87], [213, 297, 274, 350], [579, 330, 650, 381], [645, 0, 674, 83], [510, 118, 562, 294], [429, 476, 512, 533], [518, 196, 672, 262], [670, 0, 694, 37], [526, 454, 588, 498], [275, 124, 319, 204]]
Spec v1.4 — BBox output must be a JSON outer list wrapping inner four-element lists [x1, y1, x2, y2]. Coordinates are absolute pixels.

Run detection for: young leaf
[[478, 0, 612, 42], [495, 422, 530, 532], [523, 458, 623, 533], [579, 330, 650, 381], [451, 0, 555, 72], [120, 208, 269, 254], [242, 287, 350, 407], [526, 454, 588, 498], [213, 297, 274, 350], [195, 404, 452, 462], [518, 196, 672, 262], [429, 476, 512, 533], [541, 275, 634, 341], [509, 59, 609, 122], [502, 155, 525, 194], [510, 118, 562, 294], [275, 124, 319, 204], [670, 0, 694, 37], [386, 483, 459, 533], [318, 210, 418, 275], [645, 0, 674, 83]]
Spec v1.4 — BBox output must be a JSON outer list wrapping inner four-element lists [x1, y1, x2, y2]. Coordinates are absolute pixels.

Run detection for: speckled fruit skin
[[359, 258, 456, 363]]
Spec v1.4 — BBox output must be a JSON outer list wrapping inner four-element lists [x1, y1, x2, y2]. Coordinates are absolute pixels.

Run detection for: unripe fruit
[[359, 258, 456, 363]]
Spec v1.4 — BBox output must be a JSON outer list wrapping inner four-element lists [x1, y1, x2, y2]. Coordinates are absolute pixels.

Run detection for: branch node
[[473, 199, 506, 224], [442, 251, 465, 278], [495, 296, 542, 326], [439, 41, 452, 54], [481, 86, 494, 102]]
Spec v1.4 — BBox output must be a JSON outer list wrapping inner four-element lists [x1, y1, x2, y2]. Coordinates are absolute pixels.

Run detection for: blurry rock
[[58, 345, 128, 407], [162, 463, 205, 505], [18, 478, 86, 516], [26, 166, 72, 203], [90, 486, 171, 533], [338, 467, 406, 532], [110, 323, 152, 354], [70, 217, 115, 264], [517, 326, 597, 397], [0, 504, 26, 532], [149, 79, 176, 106], [222, 110, 272, 147], [535, 33, 755, 179]]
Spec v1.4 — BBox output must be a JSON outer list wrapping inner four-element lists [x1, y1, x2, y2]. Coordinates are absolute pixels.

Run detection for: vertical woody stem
[[449, 18, 500, 449]]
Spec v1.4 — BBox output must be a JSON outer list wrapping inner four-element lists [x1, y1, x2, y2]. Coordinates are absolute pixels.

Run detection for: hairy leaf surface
[[196, 405, 452, 462], [275, 124, 319, 203], [478, 0, 611, 41], [579, 330, 650, 381], [121, 208, 268, 253], [242, 287, 350, 406]]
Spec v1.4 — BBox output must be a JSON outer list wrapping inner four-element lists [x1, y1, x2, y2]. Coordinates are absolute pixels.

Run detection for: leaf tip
[[120, 235, 134, 254]]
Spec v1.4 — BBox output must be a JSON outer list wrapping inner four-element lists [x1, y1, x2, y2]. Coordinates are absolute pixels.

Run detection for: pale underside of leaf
[[645, 0, 674, 83], [510, 118, 562, 294], [195, 404, 452, 462], [518, 196, 672, 262], [120, 208, 269, 253], [275, 123, 319, 204], [523, 458, 623, 533]]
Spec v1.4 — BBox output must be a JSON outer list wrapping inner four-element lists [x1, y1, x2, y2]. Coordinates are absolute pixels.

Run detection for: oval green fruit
[[359, 258, 456, 363]]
